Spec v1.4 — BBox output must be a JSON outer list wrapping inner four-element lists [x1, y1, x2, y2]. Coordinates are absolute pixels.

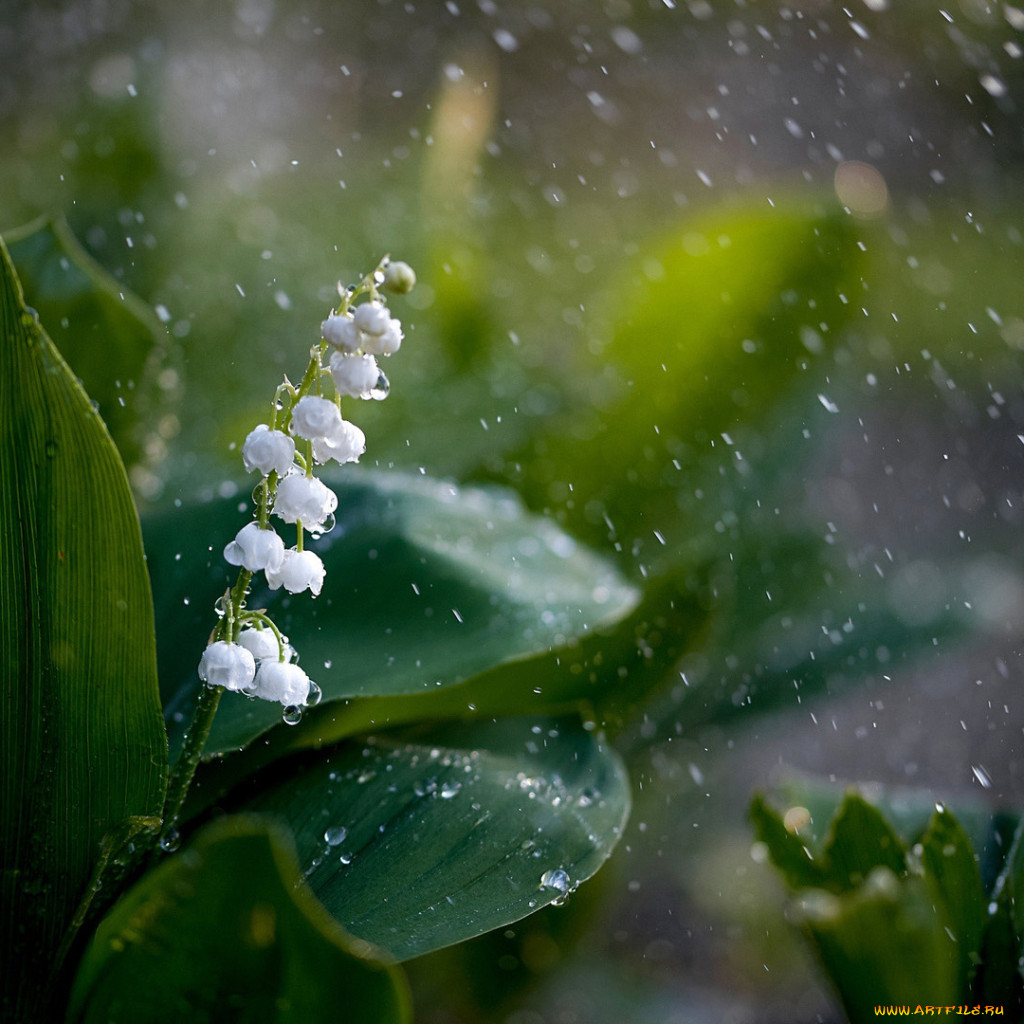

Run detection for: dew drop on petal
[[282, 705, 304, 725], [305, 680, 323, 707]]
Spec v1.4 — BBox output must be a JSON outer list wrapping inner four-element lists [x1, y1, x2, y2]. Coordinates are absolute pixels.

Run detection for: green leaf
[[68, 817, 410, 1024], [748, 793, 828, 891], [823, 792, 907, 892], [4, 215, 171, 472], [234, 717, 630, 961], [149, 472, 639, 757], [0, 236, 167, 1018], [977, 819, 1024, 1010], [519, 201, 862, 551], [918, 805, 986, 997], [798, 872, 960, 1019]]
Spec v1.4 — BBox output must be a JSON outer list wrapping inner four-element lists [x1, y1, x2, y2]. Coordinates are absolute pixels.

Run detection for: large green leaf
[[4, 215, 171, 472], [0, 237, 167, 1019], [149, 472, 639, 757], [68, 817, 410, 1024], [518, 201, 863, 553], [234, 717, 630, 961]]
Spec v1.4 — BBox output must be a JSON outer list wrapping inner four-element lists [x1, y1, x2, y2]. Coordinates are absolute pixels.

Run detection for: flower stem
[[162, 683, 224, 833]]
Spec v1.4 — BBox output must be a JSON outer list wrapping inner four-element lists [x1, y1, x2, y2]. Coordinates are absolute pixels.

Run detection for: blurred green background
[[4, 2, 1024, 1021]]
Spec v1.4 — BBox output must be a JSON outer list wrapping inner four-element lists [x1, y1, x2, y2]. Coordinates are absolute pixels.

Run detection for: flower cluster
[[197, 257, 415, 715]]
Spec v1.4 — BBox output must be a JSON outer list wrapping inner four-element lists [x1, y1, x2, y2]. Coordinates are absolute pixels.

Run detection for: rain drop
[[370, 369, 391, 400], [305, 680, 323, 707], [282, 705, 304, 725], [159, 827, 180, 853], [324, 826, 348, 847]]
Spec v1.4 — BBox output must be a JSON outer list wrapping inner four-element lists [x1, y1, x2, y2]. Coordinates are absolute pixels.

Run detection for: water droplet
[[282, 705, 303, 725], [310, 513, 336, 539], [305, 681, 323, 707], [440, 780, 462, 799], [339, 853, 353, 865], [540, 868, 570, 893], [371, 369, 391, 400], [324, 826, 347, 847], [159, 827, 180, 853], [971, 764, 992, 788]]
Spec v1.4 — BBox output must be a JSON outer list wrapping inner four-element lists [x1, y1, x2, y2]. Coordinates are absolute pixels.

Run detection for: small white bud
[[361, 317, 402, 357], [311, 418, 365, 466], [383, 260, 416, 294], [265, 548, 326, 596], [330, 351, 381, 399], [254, 660, 311, 705], [198, 641, 256, 693], [352, 300, 391, 336], [322, 313, 361, 353], [236, 626, 293, 663], [272, 471, 337, 529], [223, 522, 286, 573], [242, 424, 295, 476], [289, 395, 344, 441]]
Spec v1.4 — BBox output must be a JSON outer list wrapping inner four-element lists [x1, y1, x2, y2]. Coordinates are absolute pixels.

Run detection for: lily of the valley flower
[[272, 471, 337, 529], [265, 548, 326, 596], [253, 660, 311, 706], [223, 521, 286, 572], [330, 351, 385, 400], [242, 424, 295, 476], [289, 395, 343, 441], [236, 625, 294, 663], [198, 640, 256, 693], [311, 418, 365, 465]]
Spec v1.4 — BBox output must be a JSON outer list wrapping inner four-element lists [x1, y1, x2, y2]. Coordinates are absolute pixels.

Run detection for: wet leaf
[[519, 201, 863, 553], [4, 215, 171, 472], [0, 236, 167, 1018], [148, 472, 639, 757], [918, 805, 986, 994], [67, 817, 410, 1024], [233, 717, 630, 961]]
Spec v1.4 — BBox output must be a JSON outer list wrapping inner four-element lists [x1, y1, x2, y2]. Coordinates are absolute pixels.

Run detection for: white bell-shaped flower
[[236, 626, 294, 663], [322, 312, 361, 353], [361, 317, 403, 357], [352, 300, 391, 336], [289, 395, 344, 441], [272, 471, 337, 529], [312, 418, 365, 466], [198, 641, 256, 693], [330, 351, 381, 399], [223, 522, 286, 572], [253, 660, 311, 705], [242, 424, 295, 476], [265, 548, 326, 596]]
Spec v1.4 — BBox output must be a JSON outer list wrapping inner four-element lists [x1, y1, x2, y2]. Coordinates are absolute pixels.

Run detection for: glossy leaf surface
[[149, 473, 639, 757], [68, 817, 411, 1024], [0, 237, 167, 1018], [236, 718, 630, 960]]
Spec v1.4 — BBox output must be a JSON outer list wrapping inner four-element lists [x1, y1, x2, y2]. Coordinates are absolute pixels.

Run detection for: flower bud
[[254, 660, 311, 705], [265, 548, 326, 596], [236, 626, 293, 662], [352, 300, 391, 336], [242, 424, 295, 476], [330, 351, 380, 399], [223, 522, 286, 572], [272, 472, 337, 529], [311, 418, 365, 466], [198, 641, 256, 692], [361, 318, 402, 357], [383, 260, 416, 295], [322, 313, 361, 353], [289, 395, 344, 441]]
